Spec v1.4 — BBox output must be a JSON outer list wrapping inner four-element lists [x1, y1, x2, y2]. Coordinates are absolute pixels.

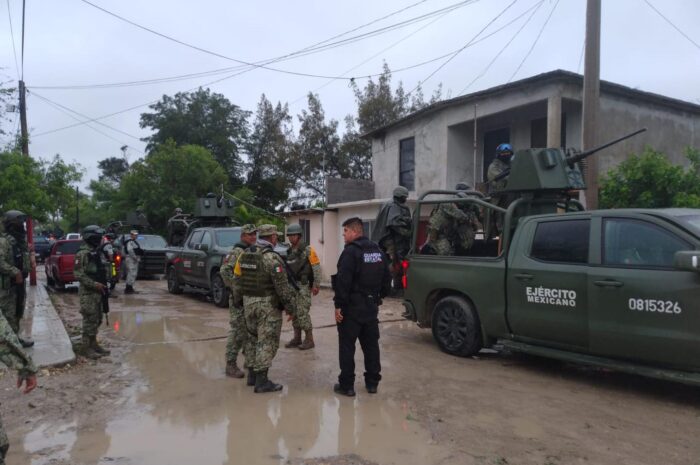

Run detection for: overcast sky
[[1, 0, 699, 188]]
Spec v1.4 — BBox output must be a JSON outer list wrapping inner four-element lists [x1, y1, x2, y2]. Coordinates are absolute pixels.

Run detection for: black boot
[[18, 337, 34, 348], [124, 285, 134, 294], [334, 383, 356, 397], [254, 369, 283, 393], [247, 368, 256, 387]]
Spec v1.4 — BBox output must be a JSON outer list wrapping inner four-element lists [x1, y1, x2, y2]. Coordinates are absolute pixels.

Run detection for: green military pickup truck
[[165, 226, 242, 307], [402, 135, 700, 385]]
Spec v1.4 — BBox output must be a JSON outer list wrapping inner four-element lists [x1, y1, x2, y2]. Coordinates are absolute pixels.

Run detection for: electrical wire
[[642, 0, 700, 51], [289, 1, 477, 106], [222, 190, 286, 220], [30, 91, 143, 141], [576, 38, 585, 74], [406, 0, 519, 96], [32, 91, 143, 151], [507, 0, 560, 82], [5, 0, 20, 80], [458, 0, 544, 95], [77, 0, 475, 82]]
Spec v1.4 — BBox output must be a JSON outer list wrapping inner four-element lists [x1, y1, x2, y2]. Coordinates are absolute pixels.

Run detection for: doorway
[[483, 127, 510, 181]]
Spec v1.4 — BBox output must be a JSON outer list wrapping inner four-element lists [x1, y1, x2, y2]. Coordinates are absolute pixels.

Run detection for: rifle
[[12, 243, 26, 320]]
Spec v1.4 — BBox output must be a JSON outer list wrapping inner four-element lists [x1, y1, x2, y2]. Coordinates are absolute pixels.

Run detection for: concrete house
[[284, 69, 700, 283]]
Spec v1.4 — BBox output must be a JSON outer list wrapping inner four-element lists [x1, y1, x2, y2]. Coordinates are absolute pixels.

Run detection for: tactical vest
[[238, 246, 276, 297], [286, 243, 312, 284], [85, 248, 107, 284], [349, 239, 386, 298]]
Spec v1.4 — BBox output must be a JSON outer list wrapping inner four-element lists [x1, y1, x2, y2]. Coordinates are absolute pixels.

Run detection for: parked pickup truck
[[45, 239, 83, 290], [165, 227, 243, 307], [402, 138, 700, 386]]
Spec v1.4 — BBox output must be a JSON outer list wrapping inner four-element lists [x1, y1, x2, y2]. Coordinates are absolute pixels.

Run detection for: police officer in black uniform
[[332, 217, 392, 397]]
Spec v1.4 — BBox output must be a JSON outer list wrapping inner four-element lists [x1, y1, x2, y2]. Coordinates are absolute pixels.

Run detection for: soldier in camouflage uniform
[[0, 310, 37, 464], [371, 186, 412, 292], [426, 183, 482, 256], [220, 224, 258, 378], [487, 143, 514, 237], [0, 210, 33, 347], [234, 224, 297, 393], [74, 225, 111, 359], [284, 224, 322, 350]]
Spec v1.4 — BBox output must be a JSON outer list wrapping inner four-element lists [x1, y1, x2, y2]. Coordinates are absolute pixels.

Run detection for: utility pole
[[19, 80, 37, 285], [472, 104, 478, 187], [582, 0, 601, 209], [75, 186, 80, 231]]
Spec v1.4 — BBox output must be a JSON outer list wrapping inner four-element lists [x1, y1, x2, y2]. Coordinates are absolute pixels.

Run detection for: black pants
[[337, 314, 381, 388]]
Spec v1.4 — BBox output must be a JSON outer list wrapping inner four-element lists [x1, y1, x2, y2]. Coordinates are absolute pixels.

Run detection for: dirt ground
[[1, 276, 699, 465]]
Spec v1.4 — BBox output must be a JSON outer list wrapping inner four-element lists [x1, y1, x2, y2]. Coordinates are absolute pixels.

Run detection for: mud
[[2, 276, 700, 465]]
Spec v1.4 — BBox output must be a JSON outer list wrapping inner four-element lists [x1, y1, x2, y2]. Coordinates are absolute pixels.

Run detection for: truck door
[[507, 218, 590, 350], [589, 217, 700, 369], [180, 230, 204, 285], [194, 231, 213, 284]]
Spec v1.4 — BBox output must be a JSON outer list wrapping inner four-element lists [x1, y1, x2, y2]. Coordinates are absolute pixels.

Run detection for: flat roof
[[364, 69, 700, 138]]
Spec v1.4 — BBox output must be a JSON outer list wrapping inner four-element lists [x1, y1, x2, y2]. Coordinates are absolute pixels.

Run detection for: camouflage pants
[[225, 295, 247, 365], [433, 226, 475, 256], [0, 413, 7, 465], [292, 285, 312, 331], [80, 291, 103, 337], [125, 257, 139, 286], [0, 288, 22, 334], [243, 297, 283, 372]]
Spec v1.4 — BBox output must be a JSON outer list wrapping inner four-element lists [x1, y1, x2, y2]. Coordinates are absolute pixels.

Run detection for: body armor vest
[[86, 249, 107, 284], [238, 246, 276, 297], [286, 243, 312, 284]]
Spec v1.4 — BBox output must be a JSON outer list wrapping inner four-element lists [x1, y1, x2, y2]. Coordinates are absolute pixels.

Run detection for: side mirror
[[198, 244, 209, 252], [673, 251, 700, 272]]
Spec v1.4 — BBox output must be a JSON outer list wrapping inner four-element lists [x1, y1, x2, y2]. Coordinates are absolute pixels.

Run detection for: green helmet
[[286, 224, 303, 236], [455, 182, 471, 191], [393, 186, 409, 198], [2, 210, 27, 237], [82, 225, 106, 247]]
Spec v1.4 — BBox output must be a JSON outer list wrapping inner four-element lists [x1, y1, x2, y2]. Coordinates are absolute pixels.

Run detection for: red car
[[45, 239, 83, 289]]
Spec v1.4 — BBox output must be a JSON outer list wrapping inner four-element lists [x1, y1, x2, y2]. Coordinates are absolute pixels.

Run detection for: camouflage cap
[[257, 224, 278, 237], [130, 229, 139, 235], [241, 224, 258, 234]]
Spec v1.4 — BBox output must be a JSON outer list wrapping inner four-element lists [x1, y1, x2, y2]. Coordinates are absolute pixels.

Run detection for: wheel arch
[[425, 289, 491, 348]]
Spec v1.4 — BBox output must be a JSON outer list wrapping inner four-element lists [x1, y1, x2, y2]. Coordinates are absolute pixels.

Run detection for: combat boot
[[81, 336, 100, 360], [298, 329, 315, 350], [247, 368, 256, 387], [91, 336, 111, 356], [254, 369, 283, 393], [124, 285, 134, 294], [284, 328, 302, 348], [225, 360, 245, 378]]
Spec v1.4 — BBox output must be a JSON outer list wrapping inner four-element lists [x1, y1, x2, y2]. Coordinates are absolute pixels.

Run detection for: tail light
[[401, 259, 409, 289], [115, 254, 121, 264]]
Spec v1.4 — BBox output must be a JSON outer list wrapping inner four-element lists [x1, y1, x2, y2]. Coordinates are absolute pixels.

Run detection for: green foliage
[[40, 155, 84, 223], [139, 88, 250, 186], [0, 150, 51, 220], [116, 141, 228, 233], [227, 187, 284, 231], [97, 156, 129, 186], [599, 147, 700, 209], [245, 94, 296, 211]]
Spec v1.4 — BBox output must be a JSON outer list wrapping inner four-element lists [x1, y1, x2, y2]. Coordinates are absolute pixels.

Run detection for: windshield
[[56, 241, 82, 254], [215, 230, 241, 248], [137, 235, 167, 248], [678, 214, 700, 236]]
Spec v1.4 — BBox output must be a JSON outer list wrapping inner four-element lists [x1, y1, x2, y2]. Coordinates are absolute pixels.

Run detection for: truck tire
[[211, 272, 229, 308], [167, 266, 183, 294], [431, 295, 482, 357], [46, 271, 55, 286]]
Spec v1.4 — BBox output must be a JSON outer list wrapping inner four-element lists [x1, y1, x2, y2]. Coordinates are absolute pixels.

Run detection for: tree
[[139, 88, 250, 186], [0, 150, 51, 220], [116, 141, 229, 232], [599, 147, 700, 209], [40, 155, 84, 225], [97, 156, 129, 186], [0, 76, 15, 141], [245, 94, 296, 211]]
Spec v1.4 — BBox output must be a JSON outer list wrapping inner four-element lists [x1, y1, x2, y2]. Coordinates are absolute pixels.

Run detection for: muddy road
[[2, 276, 699, 465]]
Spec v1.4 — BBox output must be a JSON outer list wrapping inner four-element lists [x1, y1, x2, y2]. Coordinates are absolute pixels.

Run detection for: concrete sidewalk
[[21, 280, 75, 368]]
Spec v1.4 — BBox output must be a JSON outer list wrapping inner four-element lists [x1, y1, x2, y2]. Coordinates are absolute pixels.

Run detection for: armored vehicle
[[402, 130, 700, 386], [167, 194, 235, 247]]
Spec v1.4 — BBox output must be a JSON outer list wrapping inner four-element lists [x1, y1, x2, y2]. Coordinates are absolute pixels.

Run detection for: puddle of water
[[20, 310, 444, 465]]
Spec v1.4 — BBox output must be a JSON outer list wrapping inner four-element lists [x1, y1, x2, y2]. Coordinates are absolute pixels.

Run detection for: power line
[[407, 0, 519, 96], [31, 91, 143, 151], [576, 37, 585, 74], [507, 0, 560, 82], [642, 0, 700, 51], [458, 0, 544, 95], [20, 0, 25, 79], [77, 0, 474, 82], [5, 0, 20, 80], [290, 0, 478, 106], [222, 190, 286, 220], [30, 91, 143, 141]]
